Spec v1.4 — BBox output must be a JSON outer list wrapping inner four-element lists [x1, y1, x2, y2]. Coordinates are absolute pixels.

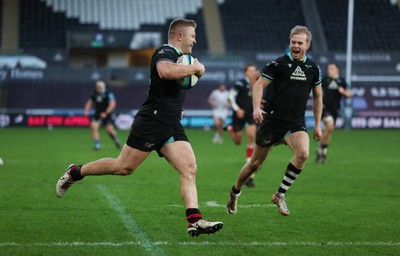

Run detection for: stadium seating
[[18, 0, 400, 52], [42, 0, 203, 30], [316, 0, 400, 51], [19, 0, 207, 50], [133, 10, 208, 53], [19, 0, 99, 48], [219, 0, 305, 51]]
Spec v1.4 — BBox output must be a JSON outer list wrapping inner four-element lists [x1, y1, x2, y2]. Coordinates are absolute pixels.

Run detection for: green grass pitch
[[0, 127, 399, 256]]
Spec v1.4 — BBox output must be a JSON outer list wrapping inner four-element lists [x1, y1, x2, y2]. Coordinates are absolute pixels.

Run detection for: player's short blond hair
[[168, 18, 197, 40], [96, 80, 106, 91], [290, 25, 312, 43]]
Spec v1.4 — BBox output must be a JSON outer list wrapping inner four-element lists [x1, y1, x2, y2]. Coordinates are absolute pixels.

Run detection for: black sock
[[70, 165, 84, 181], [186, 208, 202, 224], [232, 185, 241, 195]]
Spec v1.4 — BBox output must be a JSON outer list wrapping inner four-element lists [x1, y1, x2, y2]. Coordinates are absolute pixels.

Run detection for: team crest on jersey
[[328, 80, 339, 89], [288, 63, 292, 68], [290, 66, 306, 81]]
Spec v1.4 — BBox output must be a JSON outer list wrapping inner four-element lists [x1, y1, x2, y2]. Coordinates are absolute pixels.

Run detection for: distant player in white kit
[[208, 83, 230, 144]]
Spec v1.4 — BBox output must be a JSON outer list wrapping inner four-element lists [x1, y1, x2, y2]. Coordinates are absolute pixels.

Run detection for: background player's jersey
[[137, 44, 185, 125], [261, 52, 321, 122], [90, 91, 115, 114], [210, 89, 229, 111], [322, 76, 348, 112], [230, 77, 253, 112]]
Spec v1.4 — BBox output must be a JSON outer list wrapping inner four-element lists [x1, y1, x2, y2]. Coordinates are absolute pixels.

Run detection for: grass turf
[[0, 127, 399, 255]]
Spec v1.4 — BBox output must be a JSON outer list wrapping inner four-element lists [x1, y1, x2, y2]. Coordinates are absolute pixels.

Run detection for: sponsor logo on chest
[[290, 66, 307, 81]]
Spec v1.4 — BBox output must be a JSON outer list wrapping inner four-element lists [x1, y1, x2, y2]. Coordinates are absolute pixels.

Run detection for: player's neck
[[166, 41, 182, 54]]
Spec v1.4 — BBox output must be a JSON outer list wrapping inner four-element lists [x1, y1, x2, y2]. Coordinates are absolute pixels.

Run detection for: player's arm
[[101, 93, 117, 119], [228, 88, 239, 111], [84, 99, 93, 116], [312, 84, 323, 141], [338, 86, 351, 98], [252, 77, 270, 124], [228, 88, 245, 118], [157, 59, 205, 80], [105, 99, 116, 115]]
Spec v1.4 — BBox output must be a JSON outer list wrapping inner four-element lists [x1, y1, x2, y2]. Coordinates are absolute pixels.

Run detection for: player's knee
[[117, 166, 135, 175], [248, 135, 255, 142], [180, 162, 198, 181], [186, 161, 197, 175], [297, 150, 309, 163]]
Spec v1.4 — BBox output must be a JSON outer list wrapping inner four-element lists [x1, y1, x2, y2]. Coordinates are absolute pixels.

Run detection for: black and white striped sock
[[278, 163, 302, 194]]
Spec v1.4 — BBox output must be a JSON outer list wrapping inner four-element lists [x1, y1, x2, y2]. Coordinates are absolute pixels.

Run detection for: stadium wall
[[1, 51, 399, 129]]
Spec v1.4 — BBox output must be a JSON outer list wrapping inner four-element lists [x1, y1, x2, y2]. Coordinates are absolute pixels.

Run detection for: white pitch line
[[168, 201, 275, 208], [1, 241, 399, 247], [206, 201, 275, 208], [96, 184, 165, 256]]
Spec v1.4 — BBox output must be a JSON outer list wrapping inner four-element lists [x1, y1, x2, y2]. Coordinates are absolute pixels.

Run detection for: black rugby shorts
[[322, 108, 339, 123], [126, 115, 188, 155], [91, 113, 113, 126], [232, 110, 256, 132], [256, 118, 307, 147]]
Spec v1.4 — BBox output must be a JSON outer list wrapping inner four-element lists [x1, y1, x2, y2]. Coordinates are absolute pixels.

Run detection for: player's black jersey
[[232, 77, 253, 111], [261, 52, 321, 122], [322, 76, 347, 112], [90, 90, 115, 114], [137, 44, 185, 125]]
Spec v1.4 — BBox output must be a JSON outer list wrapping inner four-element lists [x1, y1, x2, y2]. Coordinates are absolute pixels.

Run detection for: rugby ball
[[176, 55, 199, 90]]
